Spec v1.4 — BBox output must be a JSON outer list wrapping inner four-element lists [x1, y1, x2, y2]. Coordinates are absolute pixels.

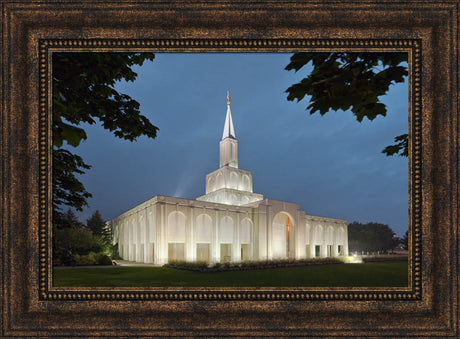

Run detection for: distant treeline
[[348, 221, 402, 254]]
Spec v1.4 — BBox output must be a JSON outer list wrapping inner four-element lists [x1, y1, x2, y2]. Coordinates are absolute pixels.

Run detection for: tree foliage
[[52, 149, 92, 215], [401, 230, 409, 250], [53, 209, 113, 266], [347, 221, 400, 254], [52, 53, 158, 217], [87, 210, 106, 236], [54, 208, 85, 229], [54, 227, 105, 256], [285, 52, 408, 156]]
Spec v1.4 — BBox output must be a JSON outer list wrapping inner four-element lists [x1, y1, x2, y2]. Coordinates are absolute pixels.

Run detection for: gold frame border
[[2, 1, 457, 337]]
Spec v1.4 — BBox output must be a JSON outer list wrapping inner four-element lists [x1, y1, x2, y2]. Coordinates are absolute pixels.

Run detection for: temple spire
[[222, 91, 235, 140]]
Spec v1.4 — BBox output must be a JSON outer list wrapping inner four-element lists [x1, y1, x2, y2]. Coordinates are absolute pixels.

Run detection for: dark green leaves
[[53, 149, 92, 213], [382, 133, 408, 157], [53, 121, 87, 148], [52, 53, 157, 214], [87, 210, 106, 237], [285, 52, 408, 156], [52, 53, 158, 147]]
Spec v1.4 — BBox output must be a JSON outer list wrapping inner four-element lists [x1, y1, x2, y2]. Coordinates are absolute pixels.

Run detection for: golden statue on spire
[[227, 91, 231, 105]]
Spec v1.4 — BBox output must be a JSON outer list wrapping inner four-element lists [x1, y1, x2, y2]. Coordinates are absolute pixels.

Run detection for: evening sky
[[70, 53, 408, 237]]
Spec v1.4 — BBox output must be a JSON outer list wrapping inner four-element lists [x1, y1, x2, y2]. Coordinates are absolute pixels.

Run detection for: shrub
[[54, 227, 104, 256], [75, 252, 112, 265], [75, 253, 96, 265], [164, 257, 344, 272], [96, 253, 113, 265], [193, 261, 209, 269], [167, 260, 210, 269]]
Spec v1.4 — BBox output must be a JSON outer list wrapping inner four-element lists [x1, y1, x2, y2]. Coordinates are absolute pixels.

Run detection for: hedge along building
[[108, 93, 348, 265]]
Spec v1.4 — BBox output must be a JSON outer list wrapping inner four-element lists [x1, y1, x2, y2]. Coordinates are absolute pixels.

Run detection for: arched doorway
[[272, 212, 295, 259]]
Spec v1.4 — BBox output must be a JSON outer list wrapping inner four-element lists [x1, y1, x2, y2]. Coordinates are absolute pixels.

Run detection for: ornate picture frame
[[1, 1, 457, 336]]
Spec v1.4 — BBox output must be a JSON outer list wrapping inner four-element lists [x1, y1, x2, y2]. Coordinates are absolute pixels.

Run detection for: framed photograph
[[1, 1, 458, 337], [50, 51, 409, 288]]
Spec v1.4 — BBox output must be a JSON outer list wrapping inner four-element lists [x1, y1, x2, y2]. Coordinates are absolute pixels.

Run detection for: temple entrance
[[272, 212, 295, 259]]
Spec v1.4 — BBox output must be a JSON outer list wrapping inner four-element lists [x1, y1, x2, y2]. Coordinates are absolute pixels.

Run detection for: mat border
[[2, 1, 458, 337]]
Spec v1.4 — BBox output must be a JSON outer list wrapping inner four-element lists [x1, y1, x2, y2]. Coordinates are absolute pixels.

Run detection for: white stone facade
[[108, 94, 348, 265]]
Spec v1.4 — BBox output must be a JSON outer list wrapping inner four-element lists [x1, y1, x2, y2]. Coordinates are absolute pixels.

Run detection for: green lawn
[[53, 261, 408, 287]]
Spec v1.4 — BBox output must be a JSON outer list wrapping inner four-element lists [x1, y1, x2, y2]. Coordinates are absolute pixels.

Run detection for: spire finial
[[222, 92, 235, 140]]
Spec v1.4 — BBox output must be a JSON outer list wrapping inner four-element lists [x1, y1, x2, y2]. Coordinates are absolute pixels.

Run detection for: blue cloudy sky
[[71, 53, 408, 237]]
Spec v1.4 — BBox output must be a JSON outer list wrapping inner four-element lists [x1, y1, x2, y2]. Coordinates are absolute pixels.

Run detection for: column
[[234, 212, 240, 262], [154, 204, 160, 265], [186, 207, 194, 262], [144, 208, 150, 263], [344, 224, 349, 256], [267, 211, 272, 260], [332, 225, 339, 257], [214, 210, 220, 263], [128, 217, 133, 261], [159, 203, 167, 265], [321, 238, 327, 258]]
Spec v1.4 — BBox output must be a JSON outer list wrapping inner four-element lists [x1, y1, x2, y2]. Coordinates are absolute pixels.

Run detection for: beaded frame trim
[[39, 38, 421, 301]]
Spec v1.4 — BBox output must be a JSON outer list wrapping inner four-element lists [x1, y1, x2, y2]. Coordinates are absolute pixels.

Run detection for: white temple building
[[108, 93, 348, 265]]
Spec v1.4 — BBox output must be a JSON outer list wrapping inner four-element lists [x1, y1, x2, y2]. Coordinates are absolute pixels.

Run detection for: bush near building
[[53, 209, 113, 266]]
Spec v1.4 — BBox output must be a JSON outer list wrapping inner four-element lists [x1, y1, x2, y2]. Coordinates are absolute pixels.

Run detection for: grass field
[[53, 261, 408, 287]]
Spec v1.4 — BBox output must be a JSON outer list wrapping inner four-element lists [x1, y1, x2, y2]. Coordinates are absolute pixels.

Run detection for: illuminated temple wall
[[108, 196, 348, 266], [107, 94, 348, 265]]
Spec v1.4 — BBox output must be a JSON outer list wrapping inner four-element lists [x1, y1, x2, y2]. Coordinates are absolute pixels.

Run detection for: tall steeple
[[219, 92, 238, 168], [196, 92, 264, 205], [222, 91, 235, 140]]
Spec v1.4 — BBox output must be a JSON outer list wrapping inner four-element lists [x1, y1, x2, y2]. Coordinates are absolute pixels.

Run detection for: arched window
[[242, 175, 250, 191], [216, 172, 224, 190], [230, 171, 238, 189], [305, 223, 311, 244], [326, 226, 334, 244], [337, 226, 345, 244], [240, 218, 252, 244], [167, 211, 186, 243], [195, 214, 212, 243], [219, 216, 234, 243], [229, 193, 238, 205], [314, 225, 323, 244]]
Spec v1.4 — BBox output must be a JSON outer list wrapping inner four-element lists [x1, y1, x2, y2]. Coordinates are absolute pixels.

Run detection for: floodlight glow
[[342, 256, 363, 264]]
